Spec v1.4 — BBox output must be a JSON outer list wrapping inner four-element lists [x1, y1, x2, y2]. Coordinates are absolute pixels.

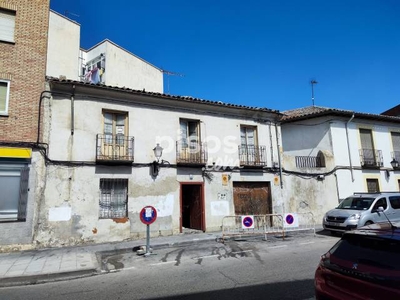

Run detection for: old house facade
[[281, 106, 400, 218], [0, 0, 50, 247], [33, 78, 285, 246]]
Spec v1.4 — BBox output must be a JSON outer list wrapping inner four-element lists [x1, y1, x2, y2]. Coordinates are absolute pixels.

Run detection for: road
[[0, 233, 339, 300]]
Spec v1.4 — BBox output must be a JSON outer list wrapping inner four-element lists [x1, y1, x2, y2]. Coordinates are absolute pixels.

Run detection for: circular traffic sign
[[242, 216, 254, 228], [140, 206, 157, 225], [285, 214, 294, 225]]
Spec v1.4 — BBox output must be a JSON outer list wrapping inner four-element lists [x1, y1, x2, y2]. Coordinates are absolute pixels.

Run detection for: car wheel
[[364, 221, 373, 226]]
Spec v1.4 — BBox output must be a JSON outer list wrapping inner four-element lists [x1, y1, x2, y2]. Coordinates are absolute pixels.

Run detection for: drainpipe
[[275, 123, 283, 189], [269, 122, 274, 164], [71, 85, 75, 136], [345, 113, 355, 182]]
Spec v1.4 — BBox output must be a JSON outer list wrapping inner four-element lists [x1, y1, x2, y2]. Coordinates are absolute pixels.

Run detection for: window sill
[[99, 217, 129, 223], [0, 113, 9, 117], [0, 219, 25, 223]]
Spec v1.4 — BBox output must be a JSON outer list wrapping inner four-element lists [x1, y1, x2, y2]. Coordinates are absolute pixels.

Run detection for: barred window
[[99, 179, 128, 219]]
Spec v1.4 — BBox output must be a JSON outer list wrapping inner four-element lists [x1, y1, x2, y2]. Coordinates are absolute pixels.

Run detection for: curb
[[0, 268, 99, 288], [0, 236, 219, 288]]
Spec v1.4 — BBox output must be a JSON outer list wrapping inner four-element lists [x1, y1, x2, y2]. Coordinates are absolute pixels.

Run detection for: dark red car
[[315, 222, 400, 300]]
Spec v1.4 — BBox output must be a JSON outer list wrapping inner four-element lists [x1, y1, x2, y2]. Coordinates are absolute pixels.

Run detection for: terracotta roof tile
[[47, 77, 282, 115]]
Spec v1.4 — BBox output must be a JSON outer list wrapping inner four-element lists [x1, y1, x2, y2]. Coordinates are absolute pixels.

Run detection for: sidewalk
[[0, 231, 220, 288]]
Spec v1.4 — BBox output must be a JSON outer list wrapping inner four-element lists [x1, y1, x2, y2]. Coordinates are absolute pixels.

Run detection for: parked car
[[315, 222, 400, 300], [322, 192, 400, 234]]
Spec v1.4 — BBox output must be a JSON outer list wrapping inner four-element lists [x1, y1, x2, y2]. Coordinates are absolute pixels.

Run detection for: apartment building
[[281, 106, 400, 208], [0, 0, 50, 246]]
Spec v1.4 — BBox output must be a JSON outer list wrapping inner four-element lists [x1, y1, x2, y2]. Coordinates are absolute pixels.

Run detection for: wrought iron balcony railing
[[96, 134, 134, 162], [295, 156, 324, 168], [176, 142, 207, 165], [239, 145, 267, 166], [359, 148, 383, 168]]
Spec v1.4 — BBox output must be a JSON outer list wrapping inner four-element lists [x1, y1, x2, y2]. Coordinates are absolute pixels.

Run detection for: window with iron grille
[[99, 179, 128, 219]]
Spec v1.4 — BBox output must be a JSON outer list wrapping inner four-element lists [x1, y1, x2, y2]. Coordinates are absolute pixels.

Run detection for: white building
[[33, 77, 287, 246], [281, 106, 400, 208], [46, 10, 163, 93]]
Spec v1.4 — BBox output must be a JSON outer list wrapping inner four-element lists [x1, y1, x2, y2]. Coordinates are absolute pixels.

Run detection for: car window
[[372, 198, 387, 210], [330, 234, 400, 271], [389, 196, 400, 209], [337, 197, 374, 210]]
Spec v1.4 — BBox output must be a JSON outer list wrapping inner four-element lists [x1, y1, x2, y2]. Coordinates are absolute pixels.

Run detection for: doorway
[[233, 182, 272, 215], [180, 183, 205, 232]]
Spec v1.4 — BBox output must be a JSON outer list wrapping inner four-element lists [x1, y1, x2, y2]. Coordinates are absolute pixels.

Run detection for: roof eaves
[[46, 77, 282, 115]]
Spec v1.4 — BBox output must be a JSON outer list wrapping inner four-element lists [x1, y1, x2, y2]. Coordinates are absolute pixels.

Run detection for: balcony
[[239, 145, 267, 167], [176, 142, 207, 165], [359, 148, 383, 168], [96, 134, 134, 163]]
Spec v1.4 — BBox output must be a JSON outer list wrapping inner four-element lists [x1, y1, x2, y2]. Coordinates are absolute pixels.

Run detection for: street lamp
[[390, 158, 399, 169], [151, 144, 164, 177], [153, 143, 163, 162]]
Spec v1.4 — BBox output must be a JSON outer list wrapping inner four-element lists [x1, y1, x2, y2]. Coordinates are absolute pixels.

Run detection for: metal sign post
[[139, 205, 157, 256]]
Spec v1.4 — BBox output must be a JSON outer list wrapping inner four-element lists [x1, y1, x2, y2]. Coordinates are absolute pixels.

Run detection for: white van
[[323, 192, 400, 233]]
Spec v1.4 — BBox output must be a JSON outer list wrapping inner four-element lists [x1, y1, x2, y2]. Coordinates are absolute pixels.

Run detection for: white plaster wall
[[281, 117, 332, 156], [47, 12, 80, 80], [279, 154, 339, 222], [37, 161, 289, 245], [85, 41, 163, 93], [40, 94, 284, 245], [47, 96, 280, 168]]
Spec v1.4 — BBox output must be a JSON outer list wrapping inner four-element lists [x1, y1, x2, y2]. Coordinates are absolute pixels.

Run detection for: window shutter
[[17, 166, 29, 221], [392, 132, 400, 151], [180, 120, 188, 147], [247, 128, 255, 146], [240, 127, 246, 146], [0, 9, 16, 43], [360, 129, 373, 149]]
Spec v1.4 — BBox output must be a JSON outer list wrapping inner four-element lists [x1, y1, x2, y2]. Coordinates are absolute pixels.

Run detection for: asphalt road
[[0, 233, 339, 300]]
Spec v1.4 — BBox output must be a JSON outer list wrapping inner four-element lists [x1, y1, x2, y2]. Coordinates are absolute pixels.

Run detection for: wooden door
[[233, 182, 271, 215]]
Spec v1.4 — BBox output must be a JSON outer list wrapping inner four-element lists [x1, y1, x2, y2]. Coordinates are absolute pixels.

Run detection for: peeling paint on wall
[[210, 201, 230, 216], [129, 176, 178, 197], [113, 217, 129, 223], [156, 194, 174, 217], [48, 206, 72, 221]]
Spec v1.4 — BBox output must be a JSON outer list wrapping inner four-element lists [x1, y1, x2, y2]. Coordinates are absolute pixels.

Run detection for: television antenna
[[310, 79, 318, 106], [161, 69, 184, 94]]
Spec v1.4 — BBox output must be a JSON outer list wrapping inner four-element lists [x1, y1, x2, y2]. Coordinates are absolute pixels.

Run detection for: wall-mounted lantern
[[390, 158, 399, 169], [151, 144, 169, 177]]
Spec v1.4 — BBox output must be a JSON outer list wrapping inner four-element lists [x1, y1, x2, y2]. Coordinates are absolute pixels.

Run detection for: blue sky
[[50, 0, 400, 114]]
